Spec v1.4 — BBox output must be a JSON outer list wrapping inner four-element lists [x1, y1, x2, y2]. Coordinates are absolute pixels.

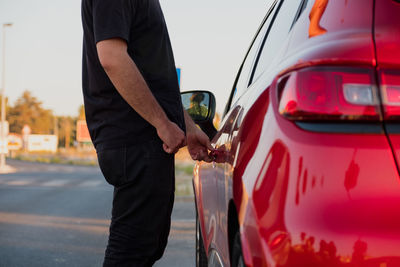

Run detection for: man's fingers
[[163, 143, 173, 154], [198, 131, 213, 151], [203, 155, 213, 163], [164, 141, 185, 154], [162, 143, 169, 153], [157, 120, 186, 154], [190, 150, 199, 160], [206, 140, 213, 151], [189, 148, 213, 162]]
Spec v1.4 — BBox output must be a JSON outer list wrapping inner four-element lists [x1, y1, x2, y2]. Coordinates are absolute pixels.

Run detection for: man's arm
[[97, 38, 185, 153], [184, 109, 213, 162]]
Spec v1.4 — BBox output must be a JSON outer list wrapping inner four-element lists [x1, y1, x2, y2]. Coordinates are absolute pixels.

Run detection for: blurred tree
[[78, 105, 86, 120], [57, 116, 76, 148], [8, 91, 54, 134]]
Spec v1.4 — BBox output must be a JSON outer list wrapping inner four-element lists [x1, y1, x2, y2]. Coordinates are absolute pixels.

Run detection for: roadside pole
[[0, 23, 12, 172]]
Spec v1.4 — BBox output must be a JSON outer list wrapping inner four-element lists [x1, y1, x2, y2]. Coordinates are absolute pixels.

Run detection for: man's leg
[[101, 139, 175, 267], [149, 185, 175, 264]]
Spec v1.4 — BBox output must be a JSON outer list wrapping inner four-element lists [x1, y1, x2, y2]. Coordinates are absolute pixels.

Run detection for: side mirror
[[181, 90, 218, 139]]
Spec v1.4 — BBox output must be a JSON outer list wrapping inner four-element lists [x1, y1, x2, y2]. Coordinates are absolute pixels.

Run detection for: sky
[[0, 0, 273, 116]]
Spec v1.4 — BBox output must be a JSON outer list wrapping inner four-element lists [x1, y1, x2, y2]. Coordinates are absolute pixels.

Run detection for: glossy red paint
[[193, 0, 400, 266], [238, 82, 400, 266], [375, 0, 400, 180], [374, 0, 400, 69]]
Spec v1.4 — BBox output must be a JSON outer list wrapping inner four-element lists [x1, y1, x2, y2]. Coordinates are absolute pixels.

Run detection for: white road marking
[[42, 179, 70, 187], [79, 180, 103, 187], [0, 178, 106, 188], [0, 179, 9, 184], [5, 180, 33, 186]]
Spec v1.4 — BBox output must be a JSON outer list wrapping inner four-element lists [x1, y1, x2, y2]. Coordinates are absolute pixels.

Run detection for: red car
[[181, 0, 400, 266]]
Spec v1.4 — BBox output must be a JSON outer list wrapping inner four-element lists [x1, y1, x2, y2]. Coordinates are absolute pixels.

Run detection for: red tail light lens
[[380, 70, 400, 121], [278, 67, 381, 121]]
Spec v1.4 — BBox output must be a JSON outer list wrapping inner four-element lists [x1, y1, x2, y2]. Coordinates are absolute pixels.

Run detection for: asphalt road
[[0, 159, 195, 267]]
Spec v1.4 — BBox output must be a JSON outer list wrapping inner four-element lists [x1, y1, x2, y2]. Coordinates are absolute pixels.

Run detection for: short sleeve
[[92, 0, 134, 44]]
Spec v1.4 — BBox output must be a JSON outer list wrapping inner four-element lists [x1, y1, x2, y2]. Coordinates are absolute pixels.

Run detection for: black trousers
[[97, 139, 175, 267]]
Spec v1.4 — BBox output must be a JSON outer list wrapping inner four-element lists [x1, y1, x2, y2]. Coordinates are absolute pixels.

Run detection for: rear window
[[250, 0, 304, 84]]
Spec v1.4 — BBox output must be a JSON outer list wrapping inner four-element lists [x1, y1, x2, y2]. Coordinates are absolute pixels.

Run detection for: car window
[[229, 2, 278, 107], [250, 0, 304, 84], [291, 0, 309, 30]]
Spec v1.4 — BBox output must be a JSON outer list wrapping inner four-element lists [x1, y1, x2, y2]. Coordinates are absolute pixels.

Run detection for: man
[[81, 0, 212, 266], [187, 92, 209, 120]]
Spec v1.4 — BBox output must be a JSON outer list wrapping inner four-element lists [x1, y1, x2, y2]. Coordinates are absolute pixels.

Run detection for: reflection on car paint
[[309, 0, 328, 38]]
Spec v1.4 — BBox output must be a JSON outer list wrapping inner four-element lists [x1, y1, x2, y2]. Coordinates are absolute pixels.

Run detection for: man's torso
[[82, 0, 185, 150]]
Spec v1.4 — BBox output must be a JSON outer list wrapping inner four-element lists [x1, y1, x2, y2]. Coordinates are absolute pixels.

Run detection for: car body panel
[[283, 0, 376, 74], [374, 0, 400, 173], [374, 0, 400, 69], [193, 0, 400, 266], [240, 83, 400, 265]]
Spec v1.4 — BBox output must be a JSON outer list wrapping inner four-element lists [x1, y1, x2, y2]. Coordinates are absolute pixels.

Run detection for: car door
[[209, 2, 281, 265]]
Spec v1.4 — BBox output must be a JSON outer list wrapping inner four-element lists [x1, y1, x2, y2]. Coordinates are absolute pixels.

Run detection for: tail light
[[379, 70, 400, 121], [278, 67, 381, 122]]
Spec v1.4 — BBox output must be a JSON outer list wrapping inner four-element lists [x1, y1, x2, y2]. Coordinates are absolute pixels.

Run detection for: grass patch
[[176, 164, 195, 176], [12, 154, 98, 166], [175, 161, 195, 196]]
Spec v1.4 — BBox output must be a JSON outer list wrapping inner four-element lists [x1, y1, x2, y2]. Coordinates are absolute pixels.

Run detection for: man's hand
[[186, 126, 213, 162], [183, 108, 213, 162], [157, 120, 186, 154]]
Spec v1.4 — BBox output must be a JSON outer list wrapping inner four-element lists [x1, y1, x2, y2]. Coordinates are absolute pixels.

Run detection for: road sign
[[176, 68, 181, 87], [27, 135, 58, 153], [77, 120, 92, 143], [8, 133, 22, 151]]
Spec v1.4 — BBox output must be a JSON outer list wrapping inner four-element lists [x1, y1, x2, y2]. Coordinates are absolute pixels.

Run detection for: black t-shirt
[[81, 0, 185, 150]]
